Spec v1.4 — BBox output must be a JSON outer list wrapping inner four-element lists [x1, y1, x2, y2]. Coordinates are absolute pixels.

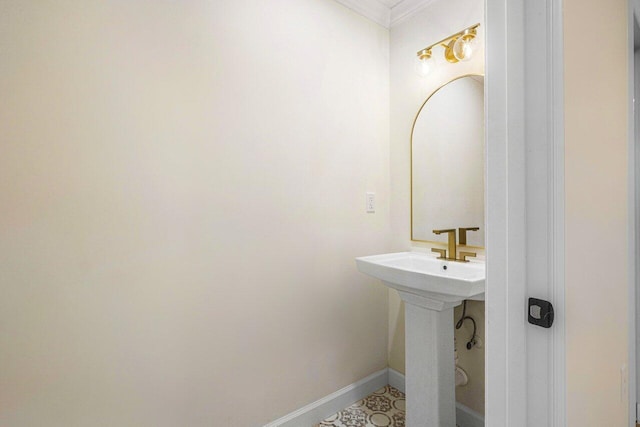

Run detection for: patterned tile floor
[[315, 385, 405, 427]]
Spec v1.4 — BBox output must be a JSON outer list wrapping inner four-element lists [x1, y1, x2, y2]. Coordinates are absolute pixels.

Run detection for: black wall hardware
[[528, 298, 554, 328]]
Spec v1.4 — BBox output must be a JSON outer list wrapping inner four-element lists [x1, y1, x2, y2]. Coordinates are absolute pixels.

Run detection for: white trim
[[331, 0, 435, 28], [331, 0, 391, 28], [550, 0, 567, 425], [263, 368, 388, 427], [486, 0, 566, 424], [389, 0, 437, 27], [456, 402, 485, 427], [388, 367, 405, 392], [485, 0, 527, 425], [265, 367, 486, 427]]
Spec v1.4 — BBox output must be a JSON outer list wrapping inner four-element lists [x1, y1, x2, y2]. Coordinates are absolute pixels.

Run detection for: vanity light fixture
[[415, 23, 480, 76]]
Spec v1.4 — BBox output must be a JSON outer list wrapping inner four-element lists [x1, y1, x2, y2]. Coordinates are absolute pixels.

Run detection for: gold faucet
[[458, 227, 479, 245], [433, 228, 457, 261]]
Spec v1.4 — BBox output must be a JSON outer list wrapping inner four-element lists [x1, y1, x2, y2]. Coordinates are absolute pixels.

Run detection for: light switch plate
[[366, 192, 375, 213]]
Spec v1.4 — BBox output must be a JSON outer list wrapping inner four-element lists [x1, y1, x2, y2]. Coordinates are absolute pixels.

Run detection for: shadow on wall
[[389, 298, 406, 373]]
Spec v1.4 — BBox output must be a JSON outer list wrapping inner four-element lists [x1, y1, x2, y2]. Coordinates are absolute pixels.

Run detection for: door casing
[[485, 0, 565, 425]]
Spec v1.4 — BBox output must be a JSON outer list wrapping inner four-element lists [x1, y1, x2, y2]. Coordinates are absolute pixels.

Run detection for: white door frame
[[549, 1, 567, 425], [629, 1, 639, 424], [485, 0, 527, 424], [485, 0, 565, 425]]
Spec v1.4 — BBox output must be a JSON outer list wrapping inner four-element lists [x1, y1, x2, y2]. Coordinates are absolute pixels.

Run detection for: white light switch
[[366, 192, 375, 213]]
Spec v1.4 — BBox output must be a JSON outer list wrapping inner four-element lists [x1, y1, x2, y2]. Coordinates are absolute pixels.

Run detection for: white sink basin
[[355, 251, 485, 303]]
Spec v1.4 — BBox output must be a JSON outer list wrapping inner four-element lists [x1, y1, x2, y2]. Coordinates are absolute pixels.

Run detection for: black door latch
[[528, 298, 554, 328]]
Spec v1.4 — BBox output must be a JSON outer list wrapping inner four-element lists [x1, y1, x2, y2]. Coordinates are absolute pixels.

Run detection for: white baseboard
[[455, 402, 484, 427], [263, 368, 388, 427], [264, 367, 484, 427], [386, 368, 484, 427], [388, 367, 406, 393]]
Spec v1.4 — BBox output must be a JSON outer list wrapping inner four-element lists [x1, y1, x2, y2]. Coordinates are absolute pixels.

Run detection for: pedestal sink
[[355, 252, 485, 427]]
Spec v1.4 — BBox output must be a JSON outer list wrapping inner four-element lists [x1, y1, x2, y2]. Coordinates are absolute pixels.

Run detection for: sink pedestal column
[[397, 290, 459, 427]]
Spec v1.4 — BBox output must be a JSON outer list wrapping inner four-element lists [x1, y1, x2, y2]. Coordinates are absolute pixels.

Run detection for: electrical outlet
[[366, 192, 375, 213]]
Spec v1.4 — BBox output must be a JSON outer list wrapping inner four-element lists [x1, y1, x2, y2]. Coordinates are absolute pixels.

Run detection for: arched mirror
[[411, 75, 485, 247]]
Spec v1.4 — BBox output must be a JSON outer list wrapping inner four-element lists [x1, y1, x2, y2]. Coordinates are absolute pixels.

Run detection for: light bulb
[[452, 34, 477, 62], [415, 52, 435, 77]]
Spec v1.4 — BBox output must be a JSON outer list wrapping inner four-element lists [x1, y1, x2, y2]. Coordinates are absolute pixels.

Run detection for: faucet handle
[[431, 248, 447, 259], [458, 227, 480, 245], [458, 251, 477, 262]]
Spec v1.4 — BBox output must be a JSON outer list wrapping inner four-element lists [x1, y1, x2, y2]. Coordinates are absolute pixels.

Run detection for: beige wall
[[564, 0, 629, 425], [0, 1, 391, 425], [389, 0, 485, 414]]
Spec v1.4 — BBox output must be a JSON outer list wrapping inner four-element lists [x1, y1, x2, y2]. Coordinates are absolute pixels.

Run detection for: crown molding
[[332, 0, 434, 29], [332, 0, 391, 28], [390, 0, 436, 27]]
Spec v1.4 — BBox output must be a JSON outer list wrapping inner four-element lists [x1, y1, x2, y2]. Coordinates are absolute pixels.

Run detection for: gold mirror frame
[[410, 73, 485, 248]]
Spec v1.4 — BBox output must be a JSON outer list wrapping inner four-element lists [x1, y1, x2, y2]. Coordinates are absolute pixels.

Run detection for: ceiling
[[333, 0, 435, 28]]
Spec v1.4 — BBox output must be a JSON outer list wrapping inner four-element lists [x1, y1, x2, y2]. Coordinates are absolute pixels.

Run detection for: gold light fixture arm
[[416, 23, 480, 62]]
